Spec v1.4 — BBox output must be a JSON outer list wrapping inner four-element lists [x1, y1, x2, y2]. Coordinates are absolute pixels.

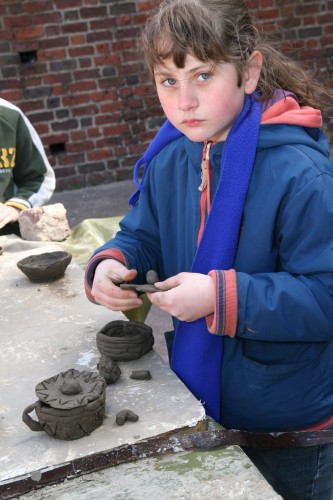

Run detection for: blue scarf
[[129, 94, 262, 421]]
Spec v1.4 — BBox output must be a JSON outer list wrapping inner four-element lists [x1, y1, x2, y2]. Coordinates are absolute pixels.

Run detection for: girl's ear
[[244, 50, 263, 94]]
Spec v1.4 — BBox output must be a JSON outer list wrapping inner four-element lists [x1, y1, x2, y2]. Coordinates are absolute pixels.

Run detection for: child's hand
[[0, 203, 20, 228], [147, 272, 214, 322], [91, 259, 143, 311]]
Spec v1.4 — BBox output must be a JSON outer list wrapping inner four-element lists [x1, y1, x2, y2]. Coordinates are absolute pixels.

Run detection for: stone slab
[[17, 447, 282, 500]]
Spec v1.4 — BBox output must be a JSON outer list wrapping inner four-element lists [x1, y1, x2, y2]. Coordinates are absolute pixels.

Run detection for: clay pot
[[96, 320, 154, 361], [22, 368, 106, 440], [17, 251, 72, 283]]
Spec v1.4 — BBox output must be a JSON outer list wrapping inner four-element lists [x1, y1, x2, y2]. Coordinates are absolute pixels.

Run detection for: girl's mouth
[[182, 119, 203, 127]]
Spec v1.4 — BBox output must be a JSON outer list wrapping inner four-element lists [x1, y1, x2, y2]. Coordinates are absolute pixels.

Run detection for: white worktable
[[0, 234, 281, 499]]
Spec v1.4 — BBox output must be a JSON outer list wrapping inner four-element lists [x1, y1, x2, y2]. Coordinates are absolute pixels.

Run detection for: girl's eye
[[163, 78, 177, 87], [198, 72, 210, 82]]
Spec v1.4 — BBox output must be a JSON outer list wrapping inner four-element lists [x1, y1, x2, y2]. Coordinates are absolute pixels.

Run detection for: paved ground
[[50, 180, 172, 363], [50, 179, 135, 228]]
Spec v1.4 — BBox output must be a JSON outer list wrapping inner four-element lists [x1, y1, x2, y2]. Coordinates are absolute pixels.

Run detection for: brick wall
[[0, 0, 332, 191]]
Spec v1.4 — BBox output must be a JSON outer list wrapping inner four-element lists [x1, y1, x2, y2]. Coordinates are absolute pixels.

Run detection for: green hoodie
[[0, 98, 55, 211]]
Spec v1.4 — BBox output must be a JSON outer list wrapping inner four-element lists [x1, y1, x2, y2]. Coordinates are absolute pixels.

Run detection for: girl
[[85, 1, 333, 497]]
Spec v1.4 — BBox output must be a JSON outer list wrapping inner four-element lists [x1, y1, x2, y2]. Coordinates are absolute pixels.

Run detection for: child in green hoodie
[[0, 98, 55, 235]]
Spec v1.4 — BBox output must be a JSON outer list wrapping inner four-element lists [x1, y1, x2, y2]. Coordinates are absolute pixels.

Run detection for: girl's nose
[[177, 83, 198, 111]]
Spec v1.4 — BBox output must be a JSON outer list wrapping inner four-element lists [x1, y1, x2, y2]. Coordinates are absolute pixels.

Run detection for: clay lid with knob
[[35, 368, 106, 409]]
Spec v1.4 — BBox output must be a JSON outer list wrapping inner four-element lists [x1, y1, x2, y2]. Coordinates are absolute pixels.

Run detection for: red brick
[[0, 90, 23, 102], [57, 153, 85, 167], [89, 91, 117, 103], [93, 54, 121, 66], [72, 104, 98, 117], [295, 4, 321, 16], [137, 2, 159, 12], [3, 15, 32, 29], [45, 25, 61, 37], [14, 26, 44, 40], [79, 58, 93, 69], [80, 7, 108, 18], [24, 1, 54, 14], [96, 43, 110, 54], [71, 34, 86, 45], [63, 94, 91, 107], [68, 46, 95, 57], [34, 123, 50, 136], [67, 81, 97, 93], [70, 130, 86, 141], [32, 13, 62, 25], [44, 74, 72, 86], [95, 114, 121, 126], [87, 149, 111, 161], [112, 40, 136, 51], [0, 78, 21, 90], [62, 22, 88, 34], [38, 48, 67, 61], [118, 15, 133, 27], [21, 77, 43, 89], [44, 133, 69, 145], [67, 140, 94, 153], [256, 8, 280, 20], [103, 124, 129, 136], [100, 101, 125, 113], [54, 0, 82, 9], [74, 68, 99, 79], [0, 29, 14, 41], [87, 128, 100, 138]]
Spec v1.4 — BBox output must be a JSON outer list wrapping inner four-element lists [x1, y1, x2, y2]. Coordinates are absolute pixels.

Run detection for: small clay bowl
[[17, 251, 72, 283], [96, 320, 154, 361]]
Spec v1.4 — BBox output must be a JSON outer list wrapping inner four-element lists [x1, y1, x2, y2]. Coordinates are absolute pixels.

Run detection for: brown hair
[[142, 0, 331, 110]]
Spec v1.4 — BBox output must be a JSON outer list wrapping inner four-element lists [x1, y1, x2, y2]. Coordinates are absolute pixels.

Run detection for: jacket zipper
[[197, 141, 214, 246]]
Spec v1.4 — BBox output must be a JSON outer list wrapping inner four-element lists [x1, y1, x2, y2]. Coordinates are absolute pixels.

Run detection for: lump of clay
[[130, 370, 152, 380], [22, 368, 106, 440], [146, 270, 159, 284], [16, 251, 72, 283], [116, 409, 139, 426], [97, 354, 121, 384], [60, 377, 82, 395], [96, 320, 154, 361], [120, 269, 160, 293], [18, 203, 71, 242]]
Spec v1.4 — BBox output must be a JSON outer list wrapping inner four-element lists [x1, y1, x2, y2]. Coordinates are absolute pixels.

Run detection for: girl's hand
[[0, 203, 20, 229], [147, 272, 214, 322], [91, 259, 143, 311]]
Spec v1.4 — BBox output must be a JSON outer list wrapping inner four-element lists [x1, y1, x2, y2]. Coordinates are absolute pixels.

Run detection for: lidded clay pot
[[22, 368, 106, 440], [96, 320, 154, 361]]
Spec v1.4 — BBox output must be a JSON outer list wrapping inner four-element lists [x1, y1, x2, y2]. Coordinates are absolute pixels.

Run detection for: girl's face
[[154, 52, 262, 142]]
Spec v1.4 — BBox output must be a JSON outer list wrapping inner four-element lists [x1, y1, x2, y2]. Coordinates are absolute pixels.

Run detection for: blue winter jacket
[[86, 123, 333, 432]]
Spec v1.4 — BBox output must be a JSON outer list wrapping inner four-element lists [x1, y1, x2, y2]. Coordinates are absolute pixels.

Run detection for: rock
[[18, 203, 71, 241]]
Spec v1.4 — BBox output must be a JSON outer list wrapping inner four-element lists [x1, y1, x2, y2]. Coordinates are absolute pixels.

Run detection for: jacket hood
[[258, 94, 329, 158], [262, 95, 322, 128]]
